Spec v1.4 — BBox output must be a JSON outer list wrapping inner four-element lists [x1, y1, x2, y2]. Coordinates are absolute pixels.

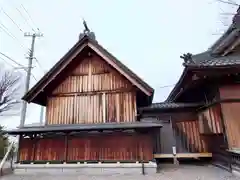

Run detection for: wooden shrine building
[[7, 24, 162, 164], [140, 7, 240, 172]]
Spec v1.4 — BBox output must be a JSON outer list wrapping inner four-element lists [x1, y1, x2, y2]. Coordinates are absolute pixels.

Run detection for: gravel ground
[[1, 165, 240, 180]]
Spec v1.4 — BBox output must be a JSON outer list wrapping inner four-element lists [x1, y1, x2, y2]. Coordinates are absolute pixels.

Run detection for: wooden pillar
[[102, 93, 106, 123], [16, 135, 22, 163], [32, 134, 37, 161], [216, 88, 229, 148], [64, 133, 69, 162]]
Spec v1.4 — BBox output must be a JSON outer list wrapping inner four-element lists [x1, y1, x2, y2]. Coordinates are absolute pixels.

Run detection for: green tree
[[0, 125, 9, 159]]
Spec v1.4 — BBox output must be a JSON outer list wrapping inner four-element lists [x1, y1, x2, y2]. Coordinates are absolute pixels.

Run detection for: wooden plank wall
[[221, 103, 240, 149], [219, 85, 240, 149], [198, 105, 223, 134], [35, 137, 65, 161], [19, 137, 34, 161], [67, 133, 152, 161], [18, 132, 153, 162], [46, 54, 137, 125], [173, 120, 208, 153]]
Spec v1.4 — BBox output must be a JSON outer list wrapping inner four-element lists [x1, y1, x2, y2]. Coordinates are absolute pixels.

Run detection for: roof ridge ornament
[[180, 53, 194, 67], [83, 19, 90, 34], [79, 19, 96, 41]]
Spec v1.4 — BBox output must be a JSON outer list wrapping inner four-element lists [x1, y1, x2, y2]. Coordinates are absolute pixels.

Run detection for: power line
[[0, 7, 23, 32], [15, 7, 36, 33], [20, 4, 40, 31], [0, 52, 37, 81], [0, 21, 28, 50], [34, 57, 46, 73], [157, 84, 176, 89], [0, 56, 17, 68], [0, 52, 25, 67]]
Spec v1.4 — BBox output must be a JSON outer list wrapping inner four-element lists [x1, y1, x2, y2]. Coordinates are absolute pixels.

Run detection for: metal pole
[[39, 106, 44, 125], [19, 32, 43, 128], [19, 34, 36, 128]]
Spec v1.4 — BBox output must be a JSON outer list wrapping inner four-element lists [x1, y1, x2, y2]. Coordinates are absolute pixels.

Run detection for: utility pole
[[39, 103, 44, 125], [19, 32, 43, 128]]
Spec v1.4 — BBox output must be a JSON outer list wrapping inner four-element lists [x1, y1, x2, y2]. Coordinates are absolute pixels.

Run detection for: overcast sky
[[0, 0, 238, 129]]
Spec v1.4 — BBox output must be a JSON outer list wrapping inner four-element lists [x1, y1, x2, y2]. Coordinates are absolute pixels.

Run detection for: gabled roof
[[23, 35, 154, 105]]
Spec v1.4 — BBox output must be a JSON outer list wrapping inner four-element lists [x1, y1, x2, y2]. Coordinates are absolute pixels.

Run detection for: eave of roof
[[165, 6, 240, 102], [22, 35, 154, 105], [166, 50, 240, 102], [6, 122, 162, 135], [139, 102, 202, 112], [165, 67, 189, 102]]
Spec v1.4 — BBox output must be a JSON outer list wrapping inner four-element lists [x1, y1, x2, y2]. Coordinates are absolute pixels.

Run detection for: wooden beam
[[153, 153, 212, 158], [88, 58, 92, 91], [32, 134, 37, 161], [71, 71, 110, 76], [222, 37, 240, 56], [102, 92, 106, 123], [16, 135, 22, 163], [50, 88, 135, 97], [64, 133, 68, 162]]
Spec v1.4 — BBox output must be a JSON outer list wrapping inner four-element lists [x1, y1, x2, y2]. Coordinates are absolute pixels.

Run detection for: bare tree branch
[[216, 0, 239, 6], [0, 68, 23, 116]]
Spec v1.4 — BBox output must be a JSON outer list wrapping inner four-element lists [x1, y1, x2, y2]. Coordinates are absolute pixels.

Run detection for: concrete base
[[14, 163, 157, 175], [232, 165, 240, 178]]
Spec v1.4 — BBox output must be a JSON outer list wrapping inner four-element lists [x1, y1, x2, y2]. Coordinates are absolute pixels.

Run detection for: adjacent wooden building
[[7, 27, 161, 163], [140, 7, 240, 171]]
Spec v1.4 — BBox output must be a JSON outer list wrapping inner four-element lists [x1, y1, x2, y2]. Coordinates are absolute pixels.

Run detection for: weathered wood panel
[[19, 132, 153, 162], [198, 105, 223, 134], [34, 137, 65, 161], [219, 85, 240, 99], [221, 102, 240, 149], [158, 121, 175, 154], [46, 54, 137, 125], [53, 57, 132, 94], [46, 92, 136, 124], [67, 132, 152, 161], [19, 137, 34, 161], [173, 120, 208, 153]]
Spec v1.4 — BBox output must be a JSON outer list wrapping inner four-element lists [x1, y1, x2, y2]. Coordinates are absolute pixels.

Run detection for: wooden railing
[[230, 150, 240, 171]]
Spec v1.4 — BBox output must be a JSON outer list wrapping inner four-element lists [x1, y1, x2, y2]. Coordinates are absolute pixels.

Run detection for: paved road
[[1, 165, 240, 180]]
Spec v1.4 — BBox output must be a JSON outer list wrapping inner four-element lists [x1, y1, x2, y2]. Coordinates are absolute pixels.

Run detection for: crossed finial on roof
[[83, 19, 90, 34], [79, 18, 96, 41]]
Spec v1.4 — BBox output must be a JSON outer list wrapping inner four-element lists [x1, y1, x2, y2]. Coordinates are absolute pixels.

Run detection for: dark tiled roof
[[166, 6, 240, 102], [6, 122, 162, 135], [190, 51, 240, 67], [139, 102, 202, 111]]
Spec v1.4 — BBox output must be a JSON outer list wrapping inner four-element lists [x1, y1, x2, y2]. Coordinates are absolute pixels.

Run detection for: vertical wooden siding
[[219, 85, 240, 149], [19, 132, 153, 162], [34, 137, 65, 161], [221, 102, 240, 149], [68, 133, 152, 161], [198, 105, 223, 134], [46, 54, 137, 125], [173, 120, 208, 153], [19, 137, 34, 161], [47, 92, 136, 124]]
